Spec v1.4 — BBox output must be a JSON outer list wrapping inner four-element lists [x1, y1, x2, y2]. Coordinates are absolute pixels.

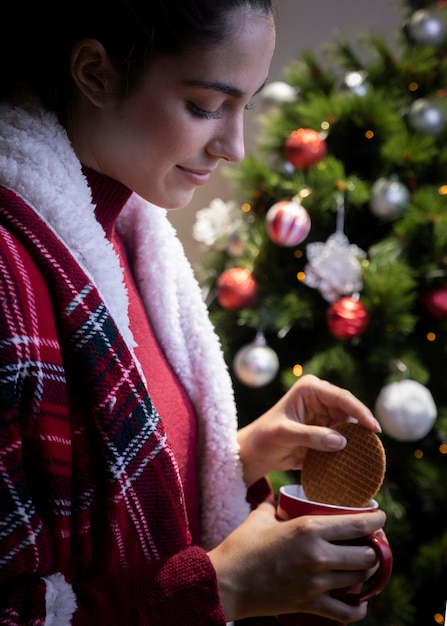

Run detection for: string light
[[439, 185, 447, 195], [365, 130, 374, 139], [297, 187, 312, 199], [439, 444, 447, 455], [292, 364, 303, 377], [427, 331, 436, 342], [394, 360, 409, 374], [297, 271, 305, 282], [414, 449, 424, 459], [241, 202, 251, 213]]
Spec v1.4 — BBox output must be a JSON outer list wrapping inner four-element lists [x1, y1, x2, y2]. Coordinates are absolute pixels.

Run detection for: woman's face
[[73, 8, 276, 209]]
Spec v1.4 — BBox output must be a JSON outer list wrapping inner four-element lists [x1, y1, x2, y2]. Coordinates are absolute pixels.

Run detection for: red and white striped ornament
[[265, 200, 311, 247]]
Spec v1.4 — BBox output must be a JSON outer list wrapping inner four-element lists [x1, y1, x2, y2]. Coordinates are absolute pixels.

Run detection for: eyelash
[[188, 103, 223, 120], [188, 101, 255, 120]]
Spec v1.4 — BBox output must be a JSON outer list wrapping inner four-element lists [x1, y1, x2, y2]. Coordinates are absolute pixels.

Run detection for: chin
[[157, 191, 196, 211], [135, 182, 193, 210]]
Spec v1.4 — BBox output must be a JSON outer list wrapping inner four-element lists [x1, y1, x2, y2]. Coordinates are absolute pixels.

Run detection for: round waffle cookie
[[301, 422, 386, 508]]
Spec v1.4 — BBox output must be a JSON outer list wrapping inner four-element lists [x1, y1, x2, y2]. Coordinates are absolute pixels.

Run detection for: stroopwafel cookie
[[301, 422, 386, 508]]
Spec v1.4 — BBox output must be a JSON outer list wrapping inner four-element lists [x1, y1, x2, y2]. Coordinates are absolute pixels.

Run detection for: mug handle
[[333, 534, 393, 605]]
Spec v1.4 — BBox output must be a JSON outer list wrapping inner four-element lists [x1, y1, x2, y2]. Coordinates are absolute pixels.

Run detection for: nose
[[207, 116, 245, 163]]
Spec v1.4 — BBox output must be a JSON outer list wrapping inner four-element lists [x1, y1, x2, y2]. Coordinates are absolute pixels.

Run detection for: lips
[[177, 165, 214, 186]]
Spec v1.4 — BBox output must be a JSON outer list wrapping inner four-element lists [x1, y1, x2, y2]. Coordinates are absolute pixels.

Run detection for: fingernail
[[373, 418, 382, 432], [326, 433, 347, 450]]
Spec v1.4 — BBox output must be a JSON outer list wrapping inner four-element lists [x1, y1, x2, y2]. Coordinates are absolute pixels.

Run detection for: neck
[[83, 166, 132, 238]]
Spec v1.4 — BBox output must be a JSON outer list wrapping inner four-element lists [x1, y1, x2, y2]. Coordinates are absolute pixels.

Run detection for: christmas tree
[[193, 1, 447, 624]]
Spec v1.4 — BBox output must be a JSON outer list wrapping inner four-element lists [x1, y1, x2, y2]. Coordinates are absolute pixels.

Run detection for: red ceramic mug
[[275, 484, 393, 626]]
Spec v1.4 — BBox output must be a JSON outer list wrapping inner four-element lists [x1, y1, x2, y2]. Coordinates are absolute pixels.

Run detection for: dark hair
[[1, 0, 274, 116]]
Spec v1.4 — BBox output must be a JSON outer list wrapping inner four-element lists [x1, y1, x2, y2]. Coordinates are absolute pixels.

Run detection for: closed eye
[[187, 102, 224, 120], [188, 100, 256, 120]]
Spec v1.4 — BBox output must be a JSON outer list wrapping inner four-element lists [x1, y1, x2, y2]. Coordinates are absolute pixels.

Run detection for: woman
[[0, 1, 386, 624]]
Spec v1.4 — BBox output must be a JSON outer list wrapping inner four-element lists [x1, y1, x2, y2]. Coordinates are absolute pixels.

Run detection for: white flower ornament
[[192, 198, 242, 249], [304, 231, 366, 302]]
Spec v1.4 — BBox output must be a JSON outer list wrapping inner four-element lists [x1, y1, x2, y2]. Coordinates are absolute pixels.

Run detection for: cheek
[[127, 106, 186, 160], [113, 92, 205, 171]]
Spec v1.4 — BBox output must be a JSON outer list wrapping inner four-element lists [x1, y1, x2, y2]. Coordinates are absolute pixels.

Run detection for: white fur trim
[[44, 573, 77, 626], [117, 196, 250, 548], [0, 104, 251, 548]]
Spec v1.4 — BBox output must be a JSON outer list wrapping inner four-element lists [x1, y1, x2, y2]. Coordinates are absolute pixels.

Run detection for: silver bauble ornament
[[233, 333, 279, 387], [262, 81, 298, 107], [370, 177, 410, 218], [406, 9, 447, 48], [408, 99, 446, 135], [375, 380, 437, 441]]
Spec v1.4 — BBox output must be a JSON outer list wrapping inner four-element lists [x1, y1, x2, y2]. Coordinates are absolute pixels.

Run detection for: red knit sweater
[[86, 167, 201, 543], [85, 171, 277, 626], [85, 169, 277, 626]]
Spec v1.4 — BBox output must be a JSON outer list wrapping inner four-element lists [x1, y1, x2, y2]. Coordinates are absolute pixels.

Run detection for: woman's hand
[[237, 374, 381, 487], [208, 501, 386, 622]]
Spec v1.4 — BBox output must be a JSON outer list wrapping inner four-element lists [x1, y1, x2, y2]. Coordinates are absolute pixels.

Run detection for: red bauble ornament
[[265, 200, 311, 247], [421, 286, 447, 319], [326, 297, 369, 340], [216, 267, 258, 311], [284, 128, 327, 170]]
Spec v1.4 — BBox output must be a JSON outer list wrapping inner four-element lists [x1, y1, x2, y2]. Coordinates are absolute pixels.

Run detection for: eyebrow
[[183, 78, 267, 99]]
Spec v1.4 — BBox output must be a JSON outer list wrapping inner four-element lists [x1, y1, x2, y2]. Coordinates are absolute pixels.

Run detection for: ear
[[70, 39, 118, 107]]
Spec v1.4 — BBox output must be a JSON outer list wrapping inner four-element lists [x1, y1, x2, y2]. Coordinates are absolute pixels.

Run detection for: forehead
[[214, 9, 276, 68], [150, 9, 276, 94]]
